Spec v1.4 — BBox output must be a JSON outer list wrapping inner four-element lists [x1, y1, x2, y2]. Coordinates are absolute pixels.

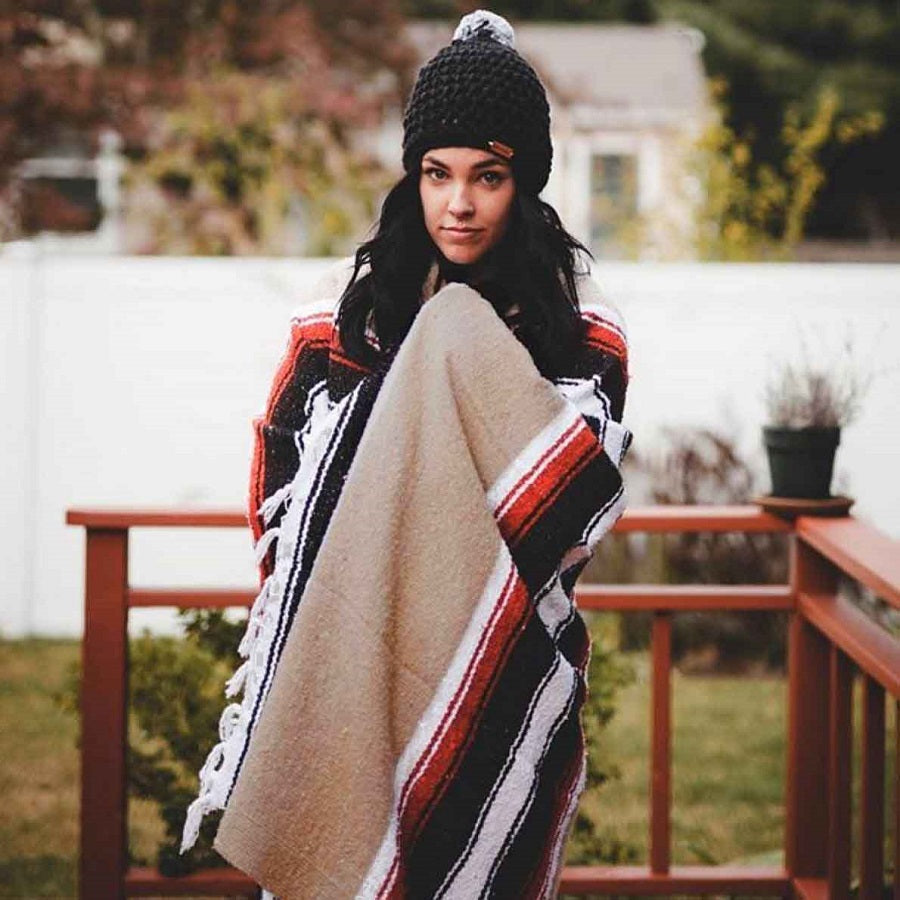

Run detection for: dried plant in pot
[[761, 334, 873, 500]]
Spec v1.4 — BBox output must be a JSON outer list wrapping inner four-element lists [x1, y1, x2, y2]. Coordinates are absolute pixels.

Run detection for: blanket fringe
[[180, 380, 349, 856], [179, 514, 281, 853], [180, 698, 240, 850]]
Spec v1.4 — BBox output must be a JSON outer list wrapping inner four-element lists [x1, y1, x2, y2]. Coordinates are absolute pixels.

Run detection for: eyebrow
[[423, 154, 510, 171]]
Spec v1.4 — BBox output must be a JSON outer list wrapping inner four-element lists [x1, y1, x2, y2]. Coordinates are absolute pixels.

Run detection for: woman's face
[[419, 146, 515, 267]]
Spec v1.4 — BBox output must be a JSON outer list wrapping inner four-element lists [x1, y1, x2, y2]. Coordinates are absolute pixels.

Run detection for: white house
[[370, 22, 711, 260]]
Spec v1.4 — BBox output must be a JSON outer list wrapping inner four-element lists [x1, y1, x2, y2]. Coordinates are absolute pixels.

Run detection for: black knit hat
[[402, 10, 552, 195]]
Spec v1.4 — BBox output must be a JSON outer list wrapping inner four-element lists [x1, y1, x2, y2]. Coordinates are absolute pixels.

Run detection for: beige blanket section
[[214, 284, 577, 898]]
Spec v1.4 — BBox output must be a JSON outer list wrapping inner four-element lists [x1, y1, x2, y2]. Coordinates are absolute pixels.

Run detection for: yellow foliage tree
[[692, 80, 883, 261], [123, 71, 392, 256]]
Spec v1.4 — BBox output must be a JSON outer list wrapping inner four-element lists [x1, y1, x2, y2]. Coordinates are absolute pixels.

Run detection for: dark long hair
[[335, 169, 593, 378]]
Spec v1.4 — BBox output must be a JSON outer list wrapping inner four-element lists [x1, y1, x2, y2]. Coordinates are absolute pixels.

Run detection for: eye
[[424, 167, 448, 181], [480, 170, 505, 186]]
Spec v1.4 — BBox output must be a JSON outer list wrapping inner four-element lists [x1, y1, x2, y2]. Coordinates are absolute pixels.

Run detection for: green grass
[[579, 655, 788, 864], [0, 639, 79, 897], [1, 638, 895, 897]]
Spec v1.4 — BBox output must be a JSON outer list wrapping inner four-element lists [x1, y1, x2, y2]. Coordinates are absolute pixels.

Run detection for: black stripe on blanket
[[270, 343, 329, 433], [556, 613, 591, 674], [489, 680, 585, 898], [278, 373, 385, 640], [510, 451, 624, 595], [401, 613, 564, 897]]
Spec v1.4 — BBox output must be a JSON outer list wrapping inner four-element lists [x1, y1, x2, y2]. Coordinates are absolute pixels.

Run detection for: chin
[[439, 244, 485, 266]]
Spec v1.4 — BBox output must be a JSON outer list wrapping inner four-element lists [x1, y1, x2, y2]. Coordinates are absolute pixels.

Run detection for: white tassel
[[218, 702, 243, 741], [198, 742, 225, 783], [253, 526, 280, 564], [247, 576, 271, 622], [258, 481, 293, 525], [180, 740, 225, 852], [237, 621, 257, 659], [453, 10, 515, 47], [180, 794, 209, 853], [237, 580, 269, 657], [224, 660, 249, 698]]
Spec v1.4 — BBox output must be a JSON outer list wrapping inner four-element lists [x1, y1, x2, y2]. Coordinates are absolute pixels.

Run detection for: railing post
[[650, 610, 671, 874], [79, 526, 129, 900], [828, 646, 853, 900], [895, 700, 899, 900], [786, 535, 839, 880], [858, 675, 885, 900]]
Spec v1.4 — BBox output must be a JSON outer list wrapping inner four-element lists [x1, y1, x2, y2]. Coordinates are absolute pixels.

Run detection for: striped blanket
[[180, 267, 633, 899]]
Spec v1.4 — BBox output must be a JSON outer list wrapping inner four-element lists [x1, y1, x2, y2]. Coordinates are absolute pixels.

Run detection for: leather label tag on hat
[[488, 140, 515, 159]]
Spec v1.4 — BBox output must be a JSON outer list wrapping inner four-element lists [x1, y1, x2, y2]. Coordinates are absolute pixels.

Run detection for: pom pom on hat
[[453, 10, 516, 47], [401, 9, 552, 194]]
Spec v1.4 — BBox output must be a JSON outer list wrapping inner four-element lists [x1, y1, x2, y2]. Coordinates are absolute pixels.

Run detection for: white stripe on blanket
[[554, 374, 633, 468], [535, 574, 576, 640], [486, 406, 585, 518], [180, 379, 360, 853], [435, 655, 577, 899]]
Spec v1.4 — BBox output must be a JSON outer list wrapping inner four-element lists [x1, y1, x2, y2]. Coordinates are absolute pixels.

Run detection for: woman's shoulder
[[574, 269, 628, 351], [574, 270, 627, 337], [573, 270, 629, 368], [290, 256, 363, 324]]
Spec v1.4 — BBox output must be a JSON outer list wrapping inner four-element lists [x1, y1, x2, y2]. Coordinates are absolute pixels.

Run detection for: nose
[[447, 182, 475, 220]]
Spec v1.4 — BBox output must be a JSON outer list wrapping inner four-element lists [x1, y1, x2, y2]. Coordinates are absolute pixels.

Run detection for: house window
[[589, 153, 638, 259], [21, 176, 103, 235]]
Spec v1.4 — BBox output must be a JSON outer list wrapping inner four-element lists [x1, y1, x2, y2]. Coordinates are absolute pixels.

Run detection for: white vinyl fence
[[2, 245, 898, 637]]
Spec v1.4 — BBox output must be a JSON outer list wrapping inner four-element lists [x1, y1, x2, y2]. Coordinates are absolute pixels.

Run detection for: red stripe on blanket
[[582, 314, 627, 360], [378, 566, 532, 898], [328, 345, 372, 374], [249, 416, 267, 545], [495, 418, 583, 517], [328, 316, 375, 374], [499, 422, 603, 546], [582, 310, 625, 342]]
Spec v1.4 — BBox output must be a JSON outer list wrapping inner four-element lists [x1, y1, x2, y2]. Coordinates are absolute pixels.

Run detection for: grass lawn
[[578, 654, 788, 865], [1, 637, 895, 897]]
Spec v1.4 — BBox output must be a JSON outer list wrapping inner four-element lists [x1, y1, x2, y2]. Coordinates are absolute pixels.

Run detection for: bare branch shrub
[[762, 326, 878, 428], [596, 426, 789, 672]]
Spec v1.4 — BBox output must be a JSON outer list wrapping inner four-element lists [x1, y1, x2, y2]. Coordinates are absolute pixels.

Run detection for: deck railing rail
[[66, 505, 900, 899]]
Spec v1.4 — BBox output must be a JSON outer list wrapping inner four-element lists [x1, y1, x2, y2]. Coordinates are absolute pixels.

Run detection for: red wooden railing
[[67, 505, 900, 899]]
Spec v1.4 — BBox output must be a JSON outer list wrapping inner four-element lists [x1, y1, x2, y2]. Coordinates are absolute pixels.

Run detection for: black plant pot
[[762, 426, 841, 499]]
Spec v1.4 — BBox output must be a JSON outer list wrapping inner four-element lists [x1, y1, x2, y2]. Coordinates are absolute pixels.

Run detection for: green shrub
[[127, 609, 245, 874], [565, 613, 640, 864]]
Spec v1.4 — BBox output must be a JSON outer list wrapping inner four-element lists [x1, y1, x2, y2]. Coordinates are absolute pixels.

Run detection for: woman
[[182, 11, 633, 899]]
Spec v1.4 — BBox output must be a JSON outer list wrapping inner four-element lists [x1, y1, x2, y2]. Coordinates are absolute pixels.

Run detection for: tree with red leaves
[[0, 1, 416, 248]]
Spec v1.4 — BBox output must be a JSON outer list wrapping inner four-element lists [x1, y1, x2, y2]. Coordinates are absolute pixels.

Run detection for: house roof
[[405, 22, 707, 122]]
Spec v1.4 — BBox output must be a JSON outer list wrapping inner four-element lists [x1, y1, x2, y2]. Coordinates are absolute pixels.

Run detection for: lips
[[441, 226, 484, 243]]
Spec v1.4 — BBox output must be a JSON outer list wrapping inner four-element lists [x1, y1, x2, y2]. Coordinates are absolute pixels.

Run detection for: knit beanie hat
[[402, 10, 553, 195]]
